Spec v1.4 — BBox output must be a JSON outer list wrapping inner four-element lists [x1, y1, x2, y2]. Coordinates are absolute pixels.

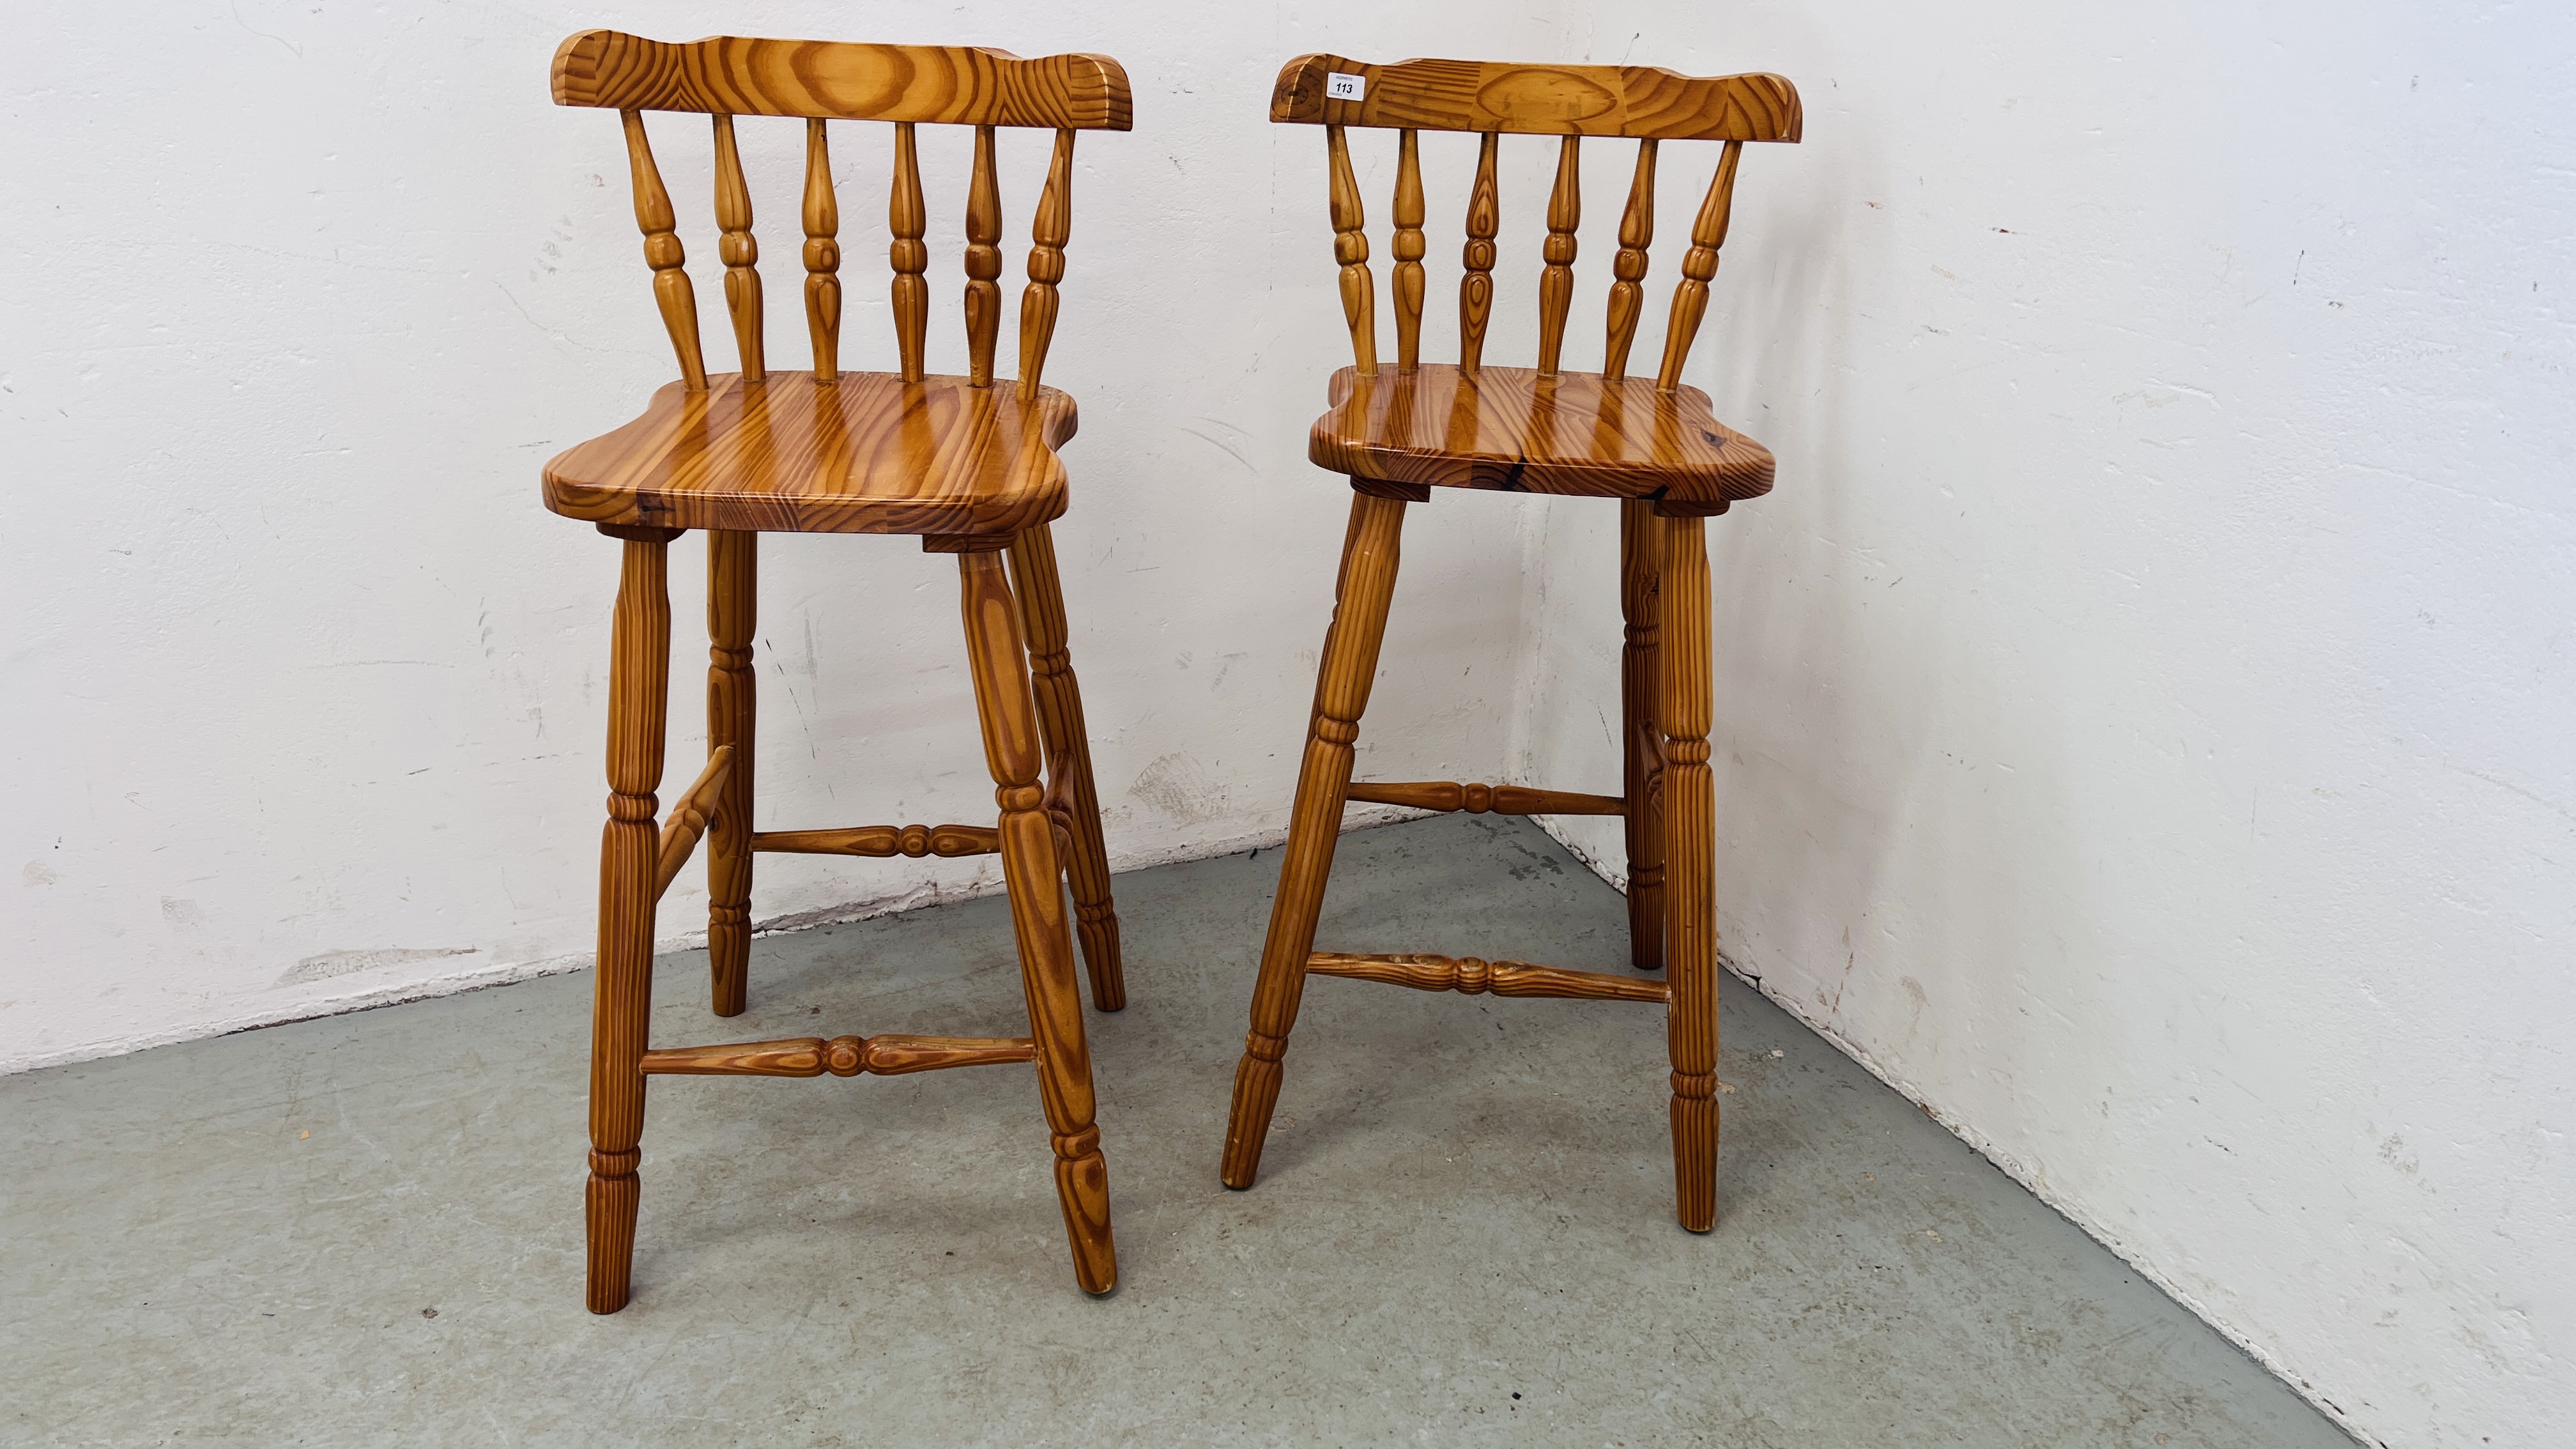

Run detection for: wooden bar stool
[[538, 30, 1133, 1308], [1218, 56, 1802, 1230]]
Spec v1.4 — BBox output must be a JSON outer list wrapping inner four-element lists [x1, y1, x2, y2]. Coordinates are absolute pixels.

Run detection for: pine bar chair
[[1218, 56, 1802, 1231], [539, 30, 1133, 1308]]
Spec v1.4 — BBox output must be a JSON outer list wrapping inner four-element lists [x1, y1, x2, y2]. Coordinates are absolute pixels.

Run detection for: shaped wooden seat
[[1311, 362, 1772, 509], [1220, 53, 1802, 1235], [540, 28, 1132, 1312], [544, 371, 1077, 537]]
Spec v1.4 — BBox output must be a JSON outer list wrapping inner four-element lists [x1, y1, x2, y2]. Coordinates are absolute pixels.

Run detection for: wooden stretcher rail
[[640, 1032, 1038, 1078], [1344, 779, 1626, 816], [751, 824, 1001, 857], [654, 746, 735, 898], [1307, 951, 1670, 1003]]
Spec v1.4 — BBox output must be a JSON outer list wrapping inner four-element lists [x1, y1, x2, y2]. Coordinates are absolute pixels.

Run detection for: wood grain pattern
[[1312, 364, 1771, 508], [1659, 512, 1719, 1232], [1016, 130, 1075, 402], [1326, 126, 1378, 378], [711, 115, 765, 381], [641, 1032, 1036, 1077], [958, 549, 1116, 1294], [964, 125, 1003, 387], [586, 535, 671, 1315], [1009, 523, 1126, 1012], [1344, 779, 1624, 815], [555, 31, 1134, 130], [751, 823, 1000, 857], [1271, 54, 1800, 141], [1308, 952, 1670, 1003], [1458, 132, 1499, 374], [1603, 141, 1657, 381], [705, 531, 756, 1016], [1656, 140, 1741, 392], [1391, 129, 1426, 371], [652, 744, 735, 898], [1220, 493, 1407, 1190], [801, 120, 842, 381], [1536, 135, 1581, 376], [1618, 500, 1665, 972], [545, 371, 1077, 536], [620, 111, 706, 390]]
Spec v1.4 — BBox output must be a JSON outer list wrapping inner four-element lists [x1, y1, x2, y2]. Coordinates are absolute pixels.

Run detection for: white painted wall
[[1, 1, 1582, 1068], [1507, 4, 2573, 1446], [7, 3, 2569, 1446]]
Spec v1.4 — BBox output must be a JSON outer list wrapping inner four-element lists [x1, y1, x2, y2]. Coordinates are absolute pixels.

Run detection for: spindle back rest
[[552, 30, 1135, 402], [1268, 54, 1800, 388]]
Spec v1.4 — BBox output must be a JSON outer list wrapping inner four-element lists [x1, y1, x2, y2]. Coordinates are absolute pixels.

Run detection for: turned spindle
[[1603, 140, 1657, 381], [1655, 140, 1743, 392], [618, 111, 704, 390], [1457, 132, 1501, 374], [802, 119, 842, 381], [1536, 135, 1581, 376]]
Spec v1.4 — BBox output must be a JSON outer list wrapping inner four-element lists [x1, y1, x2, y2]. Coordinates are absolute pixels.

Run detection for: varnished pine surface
[[553, 31, 1133, 130], [1312, 364, 1772, 509], [1272, 54, 1799, 142], [544, 372, 1077, 536]]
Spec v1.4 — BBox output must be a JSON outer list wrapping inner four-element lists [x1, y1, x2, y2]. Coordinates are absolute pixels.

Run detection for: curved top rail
[[553, 30, 1133, 130], [1270, 54, 1798, 142]]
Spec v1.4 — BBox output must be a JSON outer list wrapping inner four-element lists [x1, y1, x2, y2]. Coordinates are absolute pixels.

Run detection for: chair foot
[[1219, 1033, 1288, 1189], [1670, 1078, 1717, 1232], [1052, 1126, 1119, 1293], [709, 905, 749, 1017], [1075, 905, 1125, 1013], [585, 1149, 641, 1313]]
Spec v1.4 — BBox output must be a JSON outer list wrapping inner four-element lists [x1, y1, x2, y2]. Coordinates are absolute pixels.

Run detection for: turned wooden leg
[[958, 547, 1118, 1294], [588, 528, 676, 1312], [1657, 511, 1719, 1232], [706, 530, 756, 1017], [1620, 500, 1666, 972], [1008, 524, 1125, 1012], [1220, 490, 1408, 1190]]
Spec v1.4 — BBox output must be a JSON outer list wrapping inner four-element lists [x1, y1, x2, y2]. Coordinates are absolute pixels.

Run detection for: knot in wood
[[802, 237, 839, 272], [898, 824, 933, 857], [1315, 719, 1360, 746], [589, 1147, 641, 1177], [1454, 957, 1492, 994], [824, 1036, 867, 1076], [608, 791, 658, 822], [1052, 1125, 1101, 1160], [999, 784, 1045, 813], [1460, 783, 1494, 813], [1670, 1070, 1717, 1101]]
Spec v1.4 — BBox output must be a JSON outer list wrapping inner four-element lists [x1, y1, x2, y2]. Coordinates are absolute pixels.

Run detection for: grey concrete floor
[[3, 814, 2350, 1447]]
